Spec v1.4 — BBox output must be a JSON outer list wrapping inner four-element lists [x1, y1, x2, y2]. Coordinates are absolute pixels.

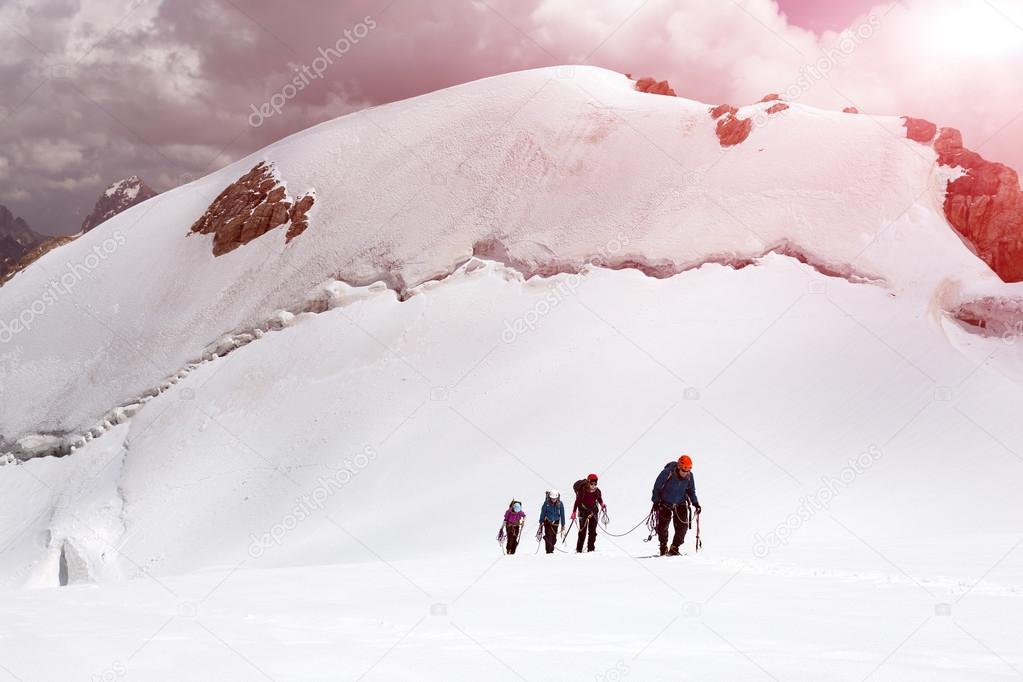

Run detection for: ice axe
[[561, 518, 575, 544]]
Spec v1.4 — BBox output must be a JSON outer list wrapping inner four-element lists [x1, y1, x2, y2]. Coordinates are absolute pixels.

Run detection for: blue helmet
[[512, 502, 522, 513]]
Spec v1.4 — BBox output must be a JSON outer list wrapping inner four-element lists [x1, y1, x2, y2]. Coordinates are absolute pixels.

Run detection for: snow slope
[[1, 257, 1021, 679], [1, 66, 1022, 680], [0, 65, 1017, 445]]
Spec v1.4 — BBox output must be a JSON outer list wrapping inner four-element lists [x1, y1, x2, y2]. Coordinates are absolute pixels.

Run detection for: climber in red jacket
[[571, 473, 606, 553]]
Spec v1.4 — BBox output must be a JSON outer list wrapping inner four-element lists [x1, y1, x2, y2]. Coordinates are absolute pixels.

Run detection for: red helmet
[[587, 473, 598, 482]]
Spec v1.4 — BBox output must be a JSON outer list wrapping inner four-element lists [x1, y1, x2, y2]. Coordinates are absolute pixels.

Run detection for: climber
[[651, 455, 701, 556], [538, 490, 565, 554], [571, 474, 606, 553], [502, 500, 526, 554]]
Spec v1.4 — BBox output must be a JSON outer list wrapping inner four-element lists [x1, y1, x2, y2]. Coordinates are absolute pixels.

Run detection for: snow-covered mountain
[[80, 175, 158, 233], [1, 67, 1021, 680]]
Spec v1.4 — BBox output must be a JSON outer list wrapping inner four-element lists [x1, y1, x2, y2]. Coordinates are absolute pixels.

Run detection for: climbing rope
[[598, 511, 656, 538]]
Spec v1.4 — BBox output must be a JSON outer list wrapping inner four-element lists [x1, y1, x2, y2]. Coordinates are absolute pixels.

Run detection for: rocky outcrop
[[715, 115, 753, 147], [189, 162, 315, 256], [1, 234, 77, 285], [81, 176, 158, 233], [759, 94, 782, 103], [843, 107, 859, 114], [709, 104, 738, 119], [633, 76, 676, 96], [902, 117, 937, 144], [902, 119, 1023, 282], [0, 205, 44, 282], [766, 103, 789, 115], [286, 195, 315, 242], [710, 104, 753, 147], [932, 128, 1023, 282]]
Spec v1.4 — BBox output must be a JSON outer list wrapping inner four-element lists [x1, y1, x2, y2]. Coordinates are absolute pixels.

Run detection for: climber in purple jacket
[[502, 500, 526, 554]]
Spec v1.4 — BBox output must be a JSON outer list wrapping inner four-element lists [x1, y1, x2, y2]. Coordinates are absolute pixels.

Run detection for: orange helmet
[[678, 455, 693, 471]]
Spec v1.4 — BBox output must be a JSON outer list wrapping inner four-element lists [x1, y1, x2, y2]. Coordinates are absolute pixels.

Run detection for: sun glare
[[927, 3, 1023, 56]]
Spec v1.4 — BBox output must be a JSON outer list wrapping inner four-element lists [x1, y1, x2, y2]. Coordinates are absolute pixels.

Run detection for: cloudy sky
[[2, 0, 1022, 235]]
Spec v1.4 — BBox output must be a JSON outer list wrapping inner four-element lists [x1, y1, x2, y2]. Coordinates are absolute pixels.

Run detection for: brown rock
[[189, 161, 315, 256], [634, 76, 677, 96], [759, 93, 782, 103], [709, 104, 738, 120], [902, 117, 937, 143], [931, 127, 1023, 282], [715, 115, 753, 147], [286, 195, 316, 242], [766, 103, 789, 115]]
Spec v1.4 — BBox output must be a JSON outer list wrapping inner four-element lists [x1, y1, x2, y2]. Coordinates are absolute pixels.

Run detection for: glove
[[695, 505, 702, 514], [601, 504, 607, 511], [570, 512, 576, 521]]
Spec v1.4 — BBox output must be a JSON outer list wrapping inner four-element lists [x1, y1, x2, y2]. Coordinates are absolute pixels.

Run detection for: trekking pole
[[695, 511, 702, 553], [561, 518, 575, 544]]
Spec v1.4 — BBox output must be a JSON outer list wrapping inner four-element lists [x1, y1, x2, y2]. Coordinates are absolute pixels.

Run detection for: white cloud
[[23, 139, 84, 175], [41, 173, 102, 191], [0, 188, 32, 202]]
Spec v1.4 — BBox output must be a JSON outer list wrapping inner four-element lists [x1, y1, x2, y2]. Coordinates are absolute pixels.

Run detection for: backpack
[[655, 461, 688, 504], [573, 479, 587, 495]]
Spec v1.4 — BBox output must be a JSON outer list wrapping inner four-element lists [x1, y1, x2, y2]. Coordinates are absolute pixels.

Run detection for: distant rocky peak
[[81, 176, 158, 233]]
